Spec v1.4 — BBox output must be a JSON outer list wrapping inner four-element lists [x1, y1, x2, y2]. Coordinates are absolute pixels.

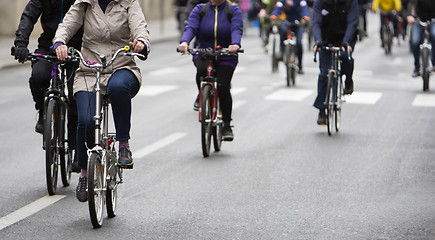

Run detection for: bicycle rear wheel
[[213, 100, 222, 152], [326, 72, 335, 136], [88, 152, 104, 228], [271, 34, 279, 73], [60, 107, 72, 187], [422, 47, 430, 91], [201, 85, 213, 157], [289, 46, 297, 86], [44, 99, 59, 195], [106, 145, 119, 218]]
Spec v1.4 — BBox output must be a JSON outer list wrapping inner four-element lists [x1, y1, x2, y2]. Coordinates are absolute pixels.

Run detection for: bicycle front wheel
[[335, 76, 343, 132], [213, 100, 222, 152], [271, 34, 279, 73], [288, 46, 297, 86], [88, 152, 104, 228], [44, 99, 59, 195], [422, 47, 430, 91], [326, 72, 335, 136], [201, 85, 213, 157], [60, 106, 71, 187], [106, 148, 120, 218]]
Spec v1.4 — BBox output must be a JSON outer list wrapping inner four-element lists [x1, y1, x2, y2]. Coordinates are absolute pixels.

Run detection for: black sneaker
[[35, 111, 43, 134], [344, 79, 354, 95], [317, 109, 327, 125], [75, 176, 88, 202], [298, 66, 304, 74], [222, 122, 234, 141], [412, 69, 420, 78], [118, 147, 134, 169], [193, 95, 199, 111], [71, 151, 81, 173]]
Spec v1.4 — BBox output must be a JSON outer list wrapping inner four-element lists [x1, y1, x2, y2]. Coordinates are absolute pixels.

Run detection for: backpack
[[199, 1, 234, 23]]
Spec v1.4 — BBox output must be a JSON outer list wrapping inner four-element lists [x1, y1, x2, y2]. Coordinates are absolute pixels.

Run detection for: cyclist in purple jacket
[[178, 0, 243, 141]]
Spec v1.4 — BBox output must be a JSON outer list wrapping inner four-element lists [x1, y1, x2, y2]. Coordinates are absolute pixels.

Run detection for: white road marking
[[231, 87, 246, 96], [233, 100, 246, 110], [412, 93, 435, 107], [134, 132, 187, 159], [265, 88, 313, 101], [137, 85, 178, 96], [0, 195, 66, 231], [345, 92, 382, 105], [148, 67, 179, 76]]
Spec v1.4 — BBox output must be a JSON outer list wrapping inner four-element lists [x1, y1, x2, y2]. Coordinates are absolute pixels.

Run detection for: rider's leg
[[216, 64, 236, 141], [278, 20, 289, 59], [341, 41, 356, 94], [313, 49, 330, 110], [295, 25, 305, 72], [410, 23, 423, 75], [430, 23, 435, 68]]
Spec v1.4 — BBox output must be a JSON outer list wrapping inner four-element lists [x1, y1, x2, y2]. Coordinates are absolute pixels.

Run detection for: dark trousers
[[410, 22, 435, 70], [74, 69, 139, 169], [29, 49, 78, 148], [313, 41, 356, 110], [194, 59, 235, 123]]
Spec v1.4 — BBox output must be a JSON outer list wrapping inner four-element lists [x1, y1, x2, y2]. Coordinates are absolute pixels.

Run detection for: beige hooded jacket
[[53, 0, 150, 94]]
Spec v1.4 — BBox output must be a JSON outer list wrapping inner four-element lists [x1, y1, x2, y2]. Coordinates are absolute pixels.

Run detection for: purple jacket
[[180, 1, 243, 67]]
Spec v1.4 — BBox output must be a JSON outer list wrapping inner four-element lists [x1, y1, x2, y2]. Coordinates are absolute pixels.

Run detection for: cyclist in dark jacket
[[406, 0, 435, 77], [13, 0, 83, 172], [312, 0, 358, 125]]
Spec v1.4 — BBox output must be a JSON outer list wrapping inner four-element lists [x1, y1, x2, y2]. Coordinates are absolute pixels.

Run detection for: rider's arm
[[14, 0, 43, 48], [312, 0, 323, 44], [271, 0, 284, 17], [371, 0, 379, 12], [180, 4, 202, 44], [230, 5, 243, 48], [393, 0, 402, 12], [342, 0, 358, 46], [300, 0, 310, 20], [53, 1, 86, 49], [127, 0, 150, 56]]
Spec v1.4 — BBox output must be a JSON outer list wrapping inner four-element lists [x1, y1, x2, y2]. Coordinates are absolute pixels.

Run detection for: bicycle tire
[[326, 72, 335, 136], [285, 44, 291, 87], [335, 76, 343, 132], [88, 152, 104, 228], [289, 46, 297, 86], [44, 99, 59, 195], [422, 47, 430, 91], [271, 34, 279, 73], [106, 147, 119, 218], [60, 106, 71, 187], [213, 100, 222, 152], [201, 85, 213, 157]]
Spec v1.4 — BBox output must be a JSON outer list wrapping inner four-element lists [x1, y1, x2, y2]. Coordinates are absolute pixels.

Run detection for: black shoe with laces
[[344, 79, 354, 95], [317, 109, 327, 125], [35, 111, 43, 134], [193, 95, 199, 111], [71, 151, 81, 173], [222, 122, 234, 141], [75, 176, 88, 202], [118, 147, 134, 169]]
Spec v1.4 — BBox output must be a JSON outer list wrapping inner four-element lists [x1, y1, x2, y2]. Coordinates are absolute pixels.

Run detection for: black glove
[[14, 46, 29, 63], [138, 44, 148, 61]]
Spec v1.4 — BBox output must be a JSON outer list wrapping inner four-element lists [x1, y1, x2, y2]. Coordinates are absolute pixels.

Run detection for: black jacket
[[14, 0, 83, 50], [407, 0, 435, 22]]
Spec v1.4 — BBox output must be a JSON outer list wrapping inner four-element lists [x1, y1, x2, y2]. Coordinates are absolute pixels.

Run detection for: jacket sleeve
[[14, 0, 43, 47], [371, 0, 379, 11], [53, 1, 86, 46], [343, 0, 358, 44], [394, 0, 402, 11], [231, 5, 243, 46], [312, 0, 323, 43], [300, 0, 310, 18], [128, 0, 150, 54], [180, 4, 202, 43], [271, 0, 284, 16]]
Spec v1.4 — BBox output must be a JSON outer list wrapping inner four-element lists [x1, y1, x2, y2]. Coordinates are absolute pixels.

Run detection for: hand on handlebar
[[55, 44, 68, 61], [14, 46, 29, 63], [129, 39, 144, 53], [228, 44, 240, 54], [178, 42, 189, 54], [407, 16, 415, 24]]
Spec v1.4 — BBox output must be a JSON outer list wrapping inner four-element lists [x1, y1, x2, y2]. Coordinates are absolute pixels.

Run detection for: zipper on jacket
[[214, 5, 218, 60]]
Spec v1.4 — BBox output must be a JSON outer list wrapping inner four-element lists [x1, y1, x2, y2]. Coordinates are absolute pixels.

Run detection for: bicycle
[[178, 47, 243, 157], [70, 46, 144, 228], [381, 14, 394, 54], [417, 19, 434, 91], [11, 47, 76, 195], [270, 20, 280, 73], [283, 20, 301, 87], [314, 45, 350, 135]]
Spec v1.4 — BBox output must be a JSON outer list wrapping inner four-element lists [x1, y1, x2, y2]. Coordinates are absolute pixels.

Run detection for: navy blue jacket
[[271, 0, 310, 22]]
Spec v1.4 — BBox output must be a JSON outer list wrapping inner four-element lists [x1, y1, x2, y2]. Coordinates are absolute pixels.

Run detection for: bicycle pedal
[[117, 163, 134, 169]]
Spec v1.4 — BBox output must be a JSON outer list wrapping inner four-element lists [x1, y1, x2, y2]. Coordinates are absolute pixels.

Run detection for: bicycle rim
[[106, 149, 119, 218], [88, 152, 104, 228], [422, 47, 430, 91], [326, 74, 335, 136], [60, 107, 71, 187], [335, 77, 343, 132], [201, 85, 212, 157], [213, 100, 222, 152], [44, 99, 59, 195]]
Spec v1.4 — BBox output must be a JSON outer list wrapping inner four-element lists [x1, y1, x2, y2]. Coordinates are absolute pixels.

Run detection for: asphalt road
[[1, 16, 435, 239]]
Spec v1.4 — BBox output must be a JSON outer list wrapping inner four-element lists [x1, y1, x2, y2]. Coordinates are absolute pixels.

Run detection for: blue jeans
[[410, 22, 435, 70], [313, 41, 356, 110], [75, 69, 139, 169], [279, 21, 304, 68]]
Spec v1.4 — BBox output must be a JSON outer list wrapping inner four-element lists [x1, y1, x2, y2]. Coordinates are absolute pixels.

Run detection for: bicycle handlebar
[[69, 45, 145, 69], [11, 46, 77, 63], [313, 45, 352, 63], [176, 47, 244, 56]]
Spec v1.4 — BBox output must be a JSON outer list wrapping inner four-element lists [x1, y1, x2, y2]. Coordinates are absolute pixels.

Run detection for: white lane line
[[233, 100, 246, 110], [148, 67, 179, 76], [0, 195, 66, 231], [345, 92, 382, 105], [137, 85, 178, 96], [265, 88, 313, 101], [412, 94, 435, 107], [134, 132, 187, 159]]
